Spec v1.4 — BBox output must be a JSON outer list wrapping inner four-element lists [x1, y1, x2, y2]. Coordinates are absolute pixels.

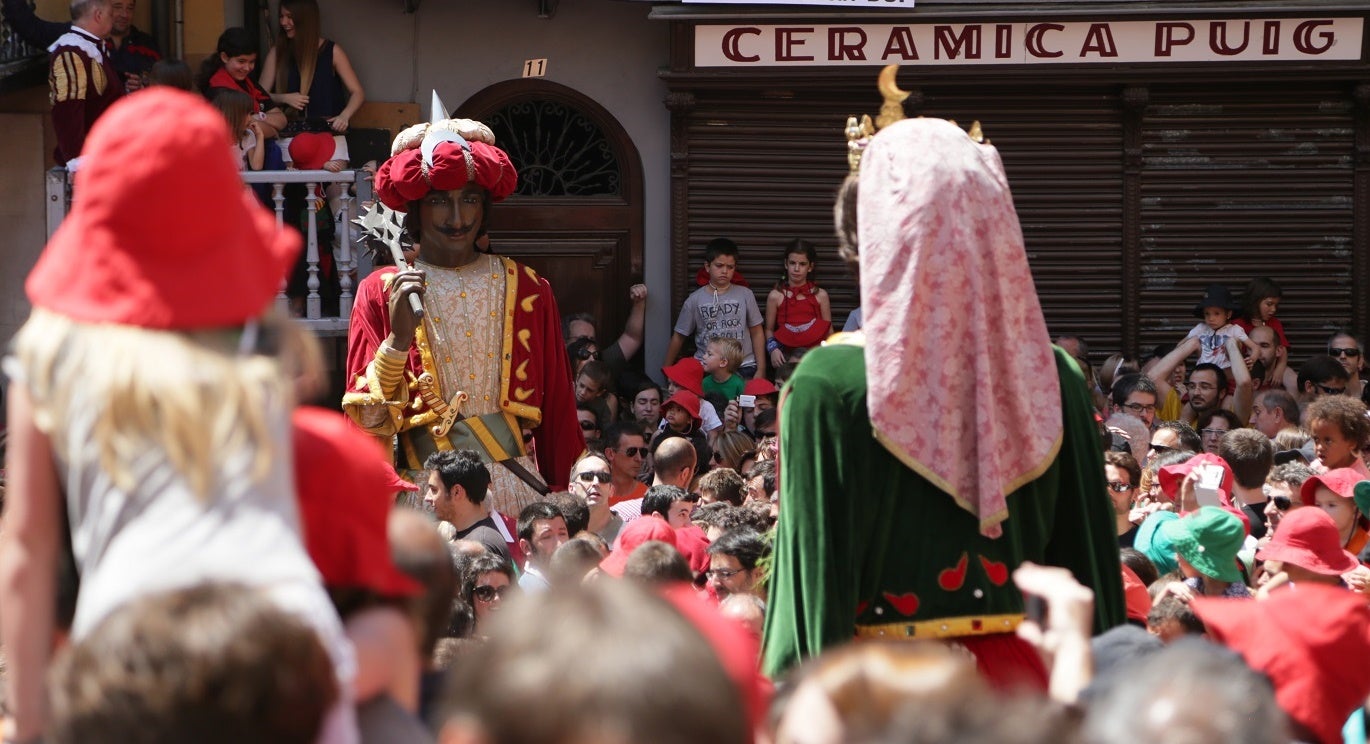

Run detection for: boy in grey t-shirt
[[665, 238, 766, 379]]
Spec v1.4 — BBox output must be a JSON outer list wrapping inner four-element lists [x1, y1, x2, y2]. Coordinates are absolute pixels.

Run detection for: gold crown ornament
[[845, 65, 988, 174]]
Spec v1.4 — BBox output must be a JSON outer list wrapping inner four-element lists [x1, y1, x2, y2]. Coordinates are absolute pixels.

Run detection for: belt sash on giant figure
[[397, 292, 550, 496]]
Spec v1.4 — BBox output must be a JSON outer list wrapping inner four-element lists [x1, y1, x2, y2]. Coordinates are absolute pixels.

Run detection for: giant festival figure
[[343, 111, 582, 515]]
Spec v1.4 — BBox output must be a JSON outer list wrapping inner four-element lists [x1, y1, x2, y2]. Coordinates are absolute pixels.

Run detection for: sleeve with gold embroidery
[[342, 271, 414, 437], [49, 48, 91, 163]]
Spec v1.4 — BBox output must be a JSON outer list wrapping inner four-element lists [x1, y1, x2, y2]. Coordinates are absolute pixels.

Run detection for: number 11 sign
[[523, 59, 548, 77]]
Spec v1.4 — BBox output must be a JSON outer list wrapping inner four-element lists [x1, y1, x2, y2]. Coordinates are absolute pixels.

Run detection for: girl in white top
[[0, 88, 357, 744]]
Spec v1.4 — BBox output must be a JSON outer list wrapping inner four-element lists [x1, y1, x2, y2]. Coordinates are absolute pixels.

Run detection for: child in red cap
[[661, 390, 703, 437]]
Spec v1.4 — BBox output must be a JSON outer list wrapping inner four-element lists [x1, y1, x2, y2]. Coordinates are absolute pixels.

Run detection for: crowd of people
[[4, 32, 1370, 744]]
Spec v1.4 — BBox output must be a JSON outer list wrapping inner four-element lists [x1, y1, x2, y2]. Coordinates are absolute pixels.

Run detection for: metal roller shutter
[[1136, 82, 1356, 361], [677, 85, 1124, 354]]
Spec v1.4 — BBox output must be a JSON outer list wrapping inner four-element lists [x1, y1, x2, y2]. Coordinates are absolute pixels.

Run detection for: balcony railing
[[0, 0, 48, 92], [46, 168, 376, 335]]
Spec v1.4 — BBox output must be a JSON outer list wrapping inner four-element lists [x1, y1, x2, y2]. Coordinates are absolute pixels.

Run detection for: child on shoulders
[[1187, 284, 1260, 372]]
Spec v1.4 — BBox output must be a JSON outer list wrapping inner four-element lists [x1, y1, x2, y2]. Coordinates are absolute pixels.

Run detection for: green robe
[[761, 344, 1124, 678]]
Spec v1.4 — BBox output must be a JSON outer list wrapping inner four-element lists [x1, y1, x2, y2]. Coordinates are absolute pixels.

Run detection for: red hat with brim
[[1256, 507, 1359, 576], [374, 138, 517, 211], [663, 389, 702, 425], [288, 131, 336, 170], [28, 88, 299, 329], [773, 319, 832, 350], [599, 517, 677, 577], [292, 407, 422, 598], [1158, 453, 1235, 508], [1300, 467, 1366, 506], [1193, 585, 1370, 744], [662, 358, 705, 396], [743, 378, 778, 397]]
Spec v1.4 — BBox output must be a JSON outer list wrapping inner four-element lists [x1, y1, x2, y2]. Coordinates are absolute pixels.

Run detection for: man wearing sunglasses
[[570, 455, 622, 546], [1293, 355, 1351, 405], [603, 422, 649, 507]]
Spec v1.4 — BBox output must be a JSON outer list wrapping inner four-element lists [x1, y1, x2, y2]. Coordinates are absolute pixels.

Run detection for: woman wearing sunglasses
[[1105, 451, 1143, 548], [460, 552, 517, 640]]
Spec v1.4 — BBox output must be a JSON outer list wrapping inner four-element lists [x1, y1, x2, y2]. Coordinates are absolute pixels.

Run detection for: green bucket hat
[[1158, 507, 1246, 583], [1353, 480, 1370, 520], [1134, 511, 1181, 575]]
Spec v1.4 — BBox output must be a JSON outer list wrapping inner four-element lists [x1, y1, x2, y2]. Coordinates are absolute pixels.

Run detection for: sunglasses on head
[[472, 584, 509, 602], [575, 470, 612, 484], [1329, 347, 1362, 358]]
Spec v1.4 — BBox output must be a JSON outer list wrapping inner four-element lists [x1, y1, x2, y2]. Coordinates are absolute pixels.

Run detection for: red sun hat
[[662, 357, 705, 396], [288, 131, 337, 170], [1256, 507, 1359, 576], [743, 378, 779, 397], [292, 406, 422, 598], [1299, 467, 1366, 506], [1193, 584, 1370, 744], [663, 389, 702, 424], [374, 138, 517, 211], [599, 517, 677, 578], [773, 318, 833, 350], [27, 88, 300, 329], [1158, 452, 1234, 508]]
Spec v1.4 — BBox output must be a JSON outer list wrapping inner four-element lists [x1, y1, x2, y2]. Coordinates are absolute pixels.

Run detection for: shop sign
[[696, 18, 1363, 66]]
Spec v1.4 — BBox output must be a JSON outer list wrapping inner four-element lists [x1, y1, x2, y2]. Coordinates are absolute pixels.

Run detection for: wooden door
[[458, 81, 644, 350]]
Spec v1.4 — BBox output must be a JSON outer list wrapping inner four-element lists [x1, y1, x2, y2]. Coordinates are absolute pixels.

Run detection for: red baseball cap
[[743, 378, 778, 396], [1193, 584, 1370, 744], [599, 517, 678, 577], [287, 131, 336, 170], [1158, 453, 1234, 507], [292, 407, 422, 598], [1256, 507, 1359, 576], [662, 358, 705, 396], [673, 524, 713, 577], [1299, 467, 1366, 506], [28, 88, 299, 329]]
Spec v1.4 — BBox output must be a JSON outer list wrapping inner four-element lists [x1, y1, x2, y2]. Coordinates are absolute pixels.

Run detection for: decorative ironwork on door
[[486, 100, 622, 197]]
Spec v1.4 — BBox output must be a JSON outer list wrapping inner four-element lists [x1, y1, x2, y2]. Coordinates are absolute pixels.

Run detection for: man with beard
[[344, 117, 582, 517], [1246, 325, 1283, 391], [1147, 336, 1253, 426]]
